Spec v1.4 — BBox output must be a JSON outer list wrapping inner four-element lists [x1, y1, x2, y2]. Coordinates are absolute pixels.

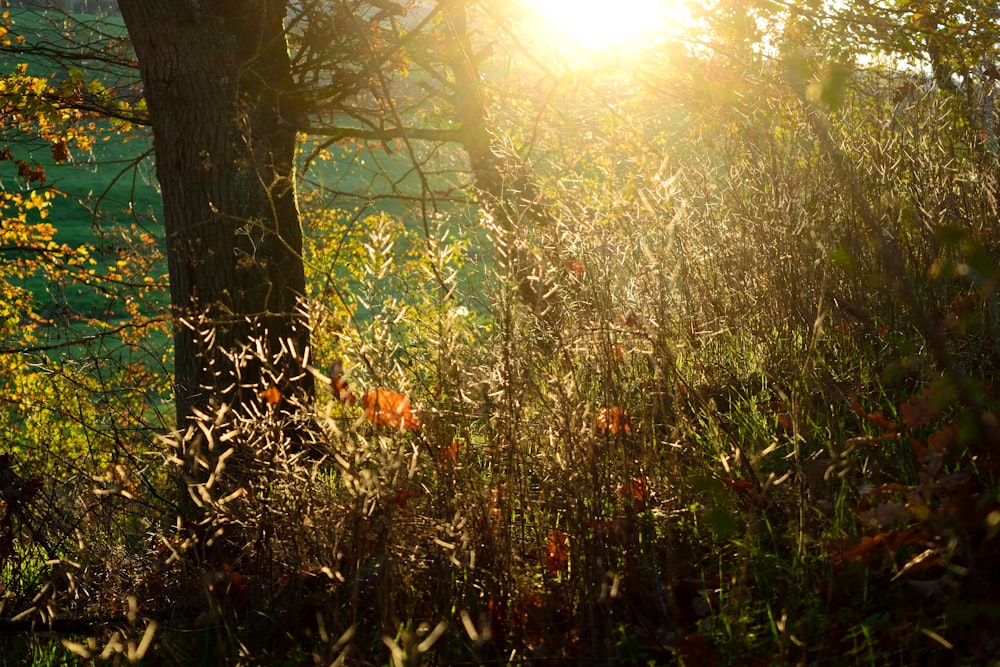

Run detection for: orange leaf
[[723, 476, 756, 496], [544, 530, 569, 574], [50, 138, 69, 164], [777, 412, 794, 432], [618, 477, 648, 502], [867, 411, 897, 431], [849, 396, 898, 431], [259, 386, 282, 406], [926, 424, 956, 454], [440, 441, 460, 465], [900, 383, 953, 428], [329, 359, 356, 405], [488, 487, 504, 522], [388, 488, 416, 509], [845, 432, 900, 448], [858, 501, 911, 529], [834, 527, 931, 565], [595, 407, 632, 436], [361, 388, 420, 431]]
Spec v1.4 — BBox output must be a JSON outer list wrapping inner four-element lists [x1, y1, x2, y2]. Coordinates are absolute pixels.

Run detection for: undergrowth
[[2, 41, 1000, 667]]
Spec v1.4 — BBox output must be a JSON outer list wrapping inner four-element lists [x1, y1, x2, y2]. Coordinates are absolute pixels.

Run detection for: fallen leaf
[[723, 476, 758, 498], [777, 412, 794, 432]]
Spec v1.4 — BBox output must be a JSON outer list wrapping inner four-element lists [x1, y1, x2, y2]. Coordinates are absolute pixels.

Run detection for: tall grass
[[3, 32, 1000, 667]]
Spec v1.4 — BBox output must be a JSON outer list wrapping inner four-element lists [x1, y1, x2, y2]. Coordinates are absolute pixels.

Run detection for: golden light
[[531, 0, 674, 52]]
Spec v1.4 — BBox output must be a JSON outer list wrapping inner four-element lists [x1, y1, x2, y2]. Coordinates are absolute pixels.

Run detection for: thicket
[[1, 2, 999, 666]]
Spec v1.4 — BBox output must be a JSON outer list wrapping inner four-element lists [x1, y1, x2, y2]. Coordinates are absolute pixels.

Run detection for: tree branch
[[298, 124, 462, 142]]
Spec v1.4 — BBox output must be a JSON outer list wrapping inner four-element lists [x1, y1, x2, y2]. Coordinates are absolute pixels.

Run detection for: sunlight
[[531, 0, 675, 51]]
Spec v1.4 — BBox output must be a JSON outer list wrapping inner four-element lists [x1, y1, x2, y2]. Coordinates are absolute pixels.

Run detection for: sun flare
[[531, 0, 672, 51]]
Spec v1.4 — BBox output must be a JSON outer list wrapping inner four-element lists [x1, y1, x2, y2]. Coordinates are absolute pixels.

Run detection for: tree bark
[[117, 0, 311, 426]]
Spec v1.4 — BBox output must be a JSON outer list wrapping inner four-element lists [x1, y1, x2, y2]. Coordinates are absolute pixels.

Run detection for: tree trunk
[[440, 0, 561, 329], [117, 0, 311, 426]]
